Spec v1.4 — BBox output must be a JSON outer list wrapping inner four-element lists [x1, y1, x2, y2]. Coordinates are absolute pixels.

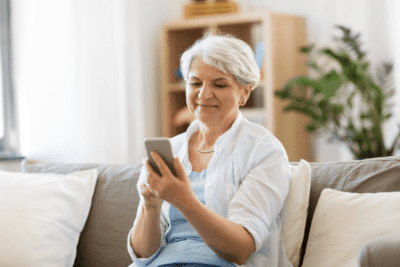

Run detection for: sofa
[[5, 155, 399, 266]]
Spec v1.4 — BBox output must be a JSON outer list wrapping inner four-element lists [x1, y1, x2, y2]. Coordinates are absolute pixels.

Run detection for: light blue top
[[134, 169, 235, 267]]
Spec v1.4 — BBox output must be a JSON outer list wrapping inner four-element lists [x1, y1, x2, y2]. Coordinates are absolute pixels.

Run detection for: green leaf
[[360, 111, 370, 120], [384, 114, 392, 120], [282, 75, 329, 100], [306, 61, 322, 73], [275, 88, 290, 99], [319, 48, 344, 63], [332, 116, 341, 127], [283, 103, 321, 122], [317, 99, 328, 110], [361, 62, 370, 71], [347, 117, 357, 132], [319, 70, 343, 98], [284, 76, 317, 88], [320, 49, 360, 80], [320, 49, 363, 85], [300, 44, 315, 54], [332, 103, 344, 115], [305, 123, 318, 133], [276, 76, 317, 100], [347, 91, 356, 109], [335, 25, 366, 59], [304, 123, 321, 133]]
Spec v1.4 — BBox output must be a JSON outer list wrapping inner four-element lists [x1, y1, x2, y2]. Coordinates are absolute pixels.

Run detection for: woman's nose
[[198, 83, 213, 99]]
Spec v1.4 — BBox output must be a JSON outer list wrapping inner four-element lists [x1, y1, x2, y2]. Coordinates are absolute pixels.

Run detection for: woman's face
[[186, 58, 251, 128]]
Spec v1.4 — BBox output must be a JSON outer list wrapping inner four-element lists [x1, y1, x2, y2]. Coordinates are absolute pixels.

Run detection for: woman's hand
[[140, 182, 163, 210], [146, 152, 196, 210]]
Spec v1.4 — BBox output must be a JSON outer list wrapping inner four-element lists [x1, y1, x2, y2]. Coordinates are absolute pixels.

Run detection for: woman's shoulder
[[233, 120, 289, 176], [237, 119, 287, 156], [241, 118, 271, 139], [238, 118, 276, 146]]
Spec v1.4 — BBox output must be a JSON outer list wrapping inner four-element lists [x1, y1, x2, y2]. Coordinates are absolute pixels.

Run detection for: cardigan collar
[[177, 111, 244, 169]]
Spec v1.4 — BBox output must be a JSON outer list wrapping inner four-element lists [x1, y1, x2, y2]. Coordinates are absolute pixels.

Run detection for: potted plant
[[274, 25, 400, 160]]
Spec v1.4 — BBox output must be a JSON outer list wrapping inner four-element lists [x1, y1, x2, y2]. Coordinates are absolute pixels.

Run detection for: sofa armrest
[[358, 231, 400, 267]]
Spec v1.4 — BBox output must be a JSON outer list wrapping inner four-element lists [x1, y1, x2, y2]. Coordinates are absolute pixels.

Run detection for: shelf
[[161, 11, 313, 162], [166, 10, 269, 30], [217, 22, 253, 45], [169, 82, 186, 92], [245, 86, 264, 109], [167, 27, 208, 84]]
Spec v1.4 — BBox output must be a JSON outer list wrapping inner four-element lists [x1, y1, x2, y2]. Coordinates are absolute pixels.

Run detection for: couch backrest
[[290, 155, 400, 266], [22, 155, 400, 267]]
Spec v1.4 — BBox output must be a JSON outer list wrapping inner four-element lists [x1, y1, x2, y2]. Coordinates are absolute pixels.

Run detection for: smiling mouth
[[196, 104, 218, 108]]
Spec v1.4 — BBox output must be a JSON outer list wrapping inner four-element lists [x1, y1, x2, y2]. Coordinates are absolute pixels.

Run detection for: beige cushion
[[0, 169, 97, 266], [280, 159, 311, 267], [288, 155, 400, 265], [21, 159, 142, 267], [302, 188, 400, 267]]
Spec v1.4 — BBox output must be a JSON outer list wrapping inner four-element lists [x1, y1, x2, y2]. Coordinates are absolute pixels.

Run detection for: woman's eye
[[215, 84, 227, 88], [190, 83, 201, 86]]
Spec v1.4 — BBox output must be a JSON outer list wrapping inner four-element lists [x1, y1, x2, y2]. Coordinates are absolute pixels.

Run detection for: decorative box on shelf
[[183, 0, 240, 19]]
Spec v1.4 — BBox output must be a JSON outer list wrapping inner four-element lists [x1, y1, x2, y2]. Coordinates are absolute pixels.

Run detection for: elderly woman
[[127, 34, 293, 267]]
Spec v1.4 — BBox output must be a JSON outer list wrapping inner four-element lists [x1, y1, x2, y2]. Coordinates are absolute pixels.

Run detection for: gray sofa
[[21, 155, 400, 267]]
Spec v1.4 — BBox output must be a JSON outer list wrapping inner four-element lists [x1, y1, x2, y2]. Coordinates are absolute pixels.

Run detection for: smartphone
[[144, 137, 177, 176]]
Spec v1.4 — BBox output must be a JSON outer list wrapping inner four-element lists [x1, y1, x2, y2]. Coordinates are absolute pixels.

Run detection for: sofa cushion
[[0, 169, 97, 266], [22, 159, 142, 267], [289, 155, 400, 266], [281, 159, 311, 266], [301, 188, 400, 267], [358, 230, 400, 267]]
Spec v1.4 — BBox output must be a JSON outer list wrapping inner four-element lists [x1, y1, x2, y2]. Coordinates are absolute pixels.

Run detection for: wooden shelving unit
[[161, 10, 313, 162]]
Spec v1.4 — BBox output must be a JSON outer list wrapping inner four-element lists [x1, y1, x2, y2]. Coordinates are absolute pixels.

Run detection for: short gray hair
[[180, 33, 260, 90]]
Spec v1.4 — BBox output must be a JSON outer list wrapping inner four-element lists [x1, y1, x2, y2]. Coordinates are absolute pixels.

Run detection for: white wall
[[12, 0, 399, 164], [136, 0, 188, 138]]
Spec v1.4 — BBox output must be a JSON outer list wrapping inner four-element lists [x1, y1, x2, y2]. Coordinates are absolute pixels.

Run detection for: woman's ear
[[240, 85, 252, 106]]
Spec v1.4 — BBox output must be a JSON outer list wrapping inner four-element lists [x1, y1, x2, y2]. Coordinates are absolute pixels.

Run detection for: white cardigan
[[128, 112, 293, 267]]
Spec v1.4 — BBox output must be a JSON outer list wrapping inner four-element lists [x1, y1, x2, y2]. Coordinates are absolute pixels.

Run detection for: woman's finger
[[146, 159, 159, 177], [140, 183, 151, 194], [141, 183, 159, 198], [140, 183, 147, 194], [146, 160, 161, 180], [174, 157, 188, 181], [146, 161, 161, 192], [151, 151, 173, 177], [148, 184, 154, 194]]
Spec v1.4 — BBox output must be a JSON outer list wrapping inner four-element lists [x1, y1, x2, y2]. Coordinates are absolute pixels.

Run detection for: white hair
[[180, 33, 260, 90]]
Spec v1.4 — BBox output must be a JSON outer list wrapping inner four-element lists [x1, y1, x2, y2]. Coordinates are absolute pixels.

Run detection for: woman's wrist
[[175, 192, 202, 216], [144, 202, 162, 214]]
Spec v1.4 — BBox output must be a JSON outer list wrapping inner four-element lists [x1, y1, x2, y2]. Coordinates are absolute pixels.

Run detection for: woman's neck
[[194, 119, 233, 150], [191, 110, 239, 150]]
